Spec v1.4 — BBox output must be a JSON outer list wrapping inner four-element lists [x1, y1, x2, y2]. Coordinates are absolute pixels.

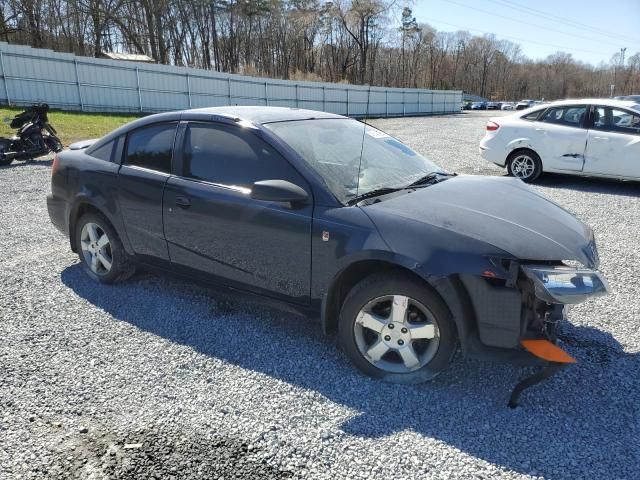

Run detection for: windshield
[[264, 118, 442, 204]]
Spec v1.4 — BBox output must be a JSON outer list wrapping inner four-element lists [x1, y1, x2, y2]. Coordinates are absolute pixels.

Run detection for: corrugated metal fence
[[0, 42, 463, 116]]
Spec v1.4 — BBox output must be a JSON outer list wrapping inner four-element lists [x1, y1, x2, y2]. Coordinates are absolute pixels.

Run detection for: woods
[[1, 0, 639, 100]]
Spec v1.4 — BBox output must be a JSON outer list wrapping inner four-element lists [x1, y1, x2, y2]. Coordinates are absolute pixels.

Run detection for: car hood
[[364, 175, 599, 268]]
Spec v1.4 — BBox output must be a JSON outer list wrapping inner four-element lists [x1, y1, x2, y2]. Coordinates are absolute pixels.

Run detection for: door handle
[[592, 136, 609, 140], [534, 127, 546, 132], [175, 195, 191, 208]]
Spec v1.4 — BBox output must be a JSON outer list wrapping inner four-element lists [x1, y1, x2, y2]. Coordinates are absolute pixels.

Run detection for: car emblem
[[322, 231, 330, 242]]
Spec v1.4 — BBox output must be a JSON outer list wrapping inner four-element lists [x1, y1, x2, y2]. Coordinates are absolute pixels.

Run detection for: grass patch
[[0, 107, 142, 146]]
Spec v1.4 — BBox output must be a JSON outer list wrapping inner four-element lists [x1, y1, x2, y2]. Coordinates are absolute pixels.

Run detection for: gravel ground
[[1, 111, 639, 479]]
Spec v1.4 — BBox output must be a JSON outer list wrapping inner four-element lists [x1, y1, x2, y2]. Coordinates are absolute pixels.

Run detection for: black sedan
[[47, 107, 608, 394]]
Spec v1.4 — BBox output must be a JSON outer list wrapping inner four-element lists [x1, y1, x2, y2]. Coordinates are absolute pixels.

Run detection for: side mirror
[[251, 179, 308, 204]]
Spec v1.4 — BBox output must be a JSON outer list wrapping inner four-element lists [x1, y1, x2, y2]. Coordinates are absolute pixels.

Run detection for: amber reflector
[[521, 339, 577, 364]]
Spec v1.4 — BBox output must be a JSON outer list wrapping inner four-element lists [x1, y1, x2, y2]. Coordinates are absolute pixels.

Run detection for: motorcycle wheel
[[45, 136, 63, 153], [0, 149, 13, 166]]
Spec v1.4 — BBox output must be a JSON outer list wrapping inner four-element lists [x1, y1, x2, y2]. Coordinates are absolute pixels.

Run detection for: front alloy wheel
[[339, 271, 457, 384], [354, 295, 440, 373]]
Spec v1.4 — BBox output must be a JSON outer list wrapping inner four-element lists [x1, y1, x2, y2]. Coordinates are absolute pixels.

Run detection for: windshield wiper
[[347, 187, 405, 206], [407, 171, 456, 187]]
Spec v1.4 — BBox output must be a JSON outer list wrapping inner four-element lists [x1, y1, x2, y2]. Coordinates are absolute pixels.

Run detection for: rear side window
[[540, 106, 586, 128], [88, 139, 115, 162], [593, 107, 640, 135], [182, 123, 303, 189], [521, 109, 544, 121], [125, 123, 177, 173]]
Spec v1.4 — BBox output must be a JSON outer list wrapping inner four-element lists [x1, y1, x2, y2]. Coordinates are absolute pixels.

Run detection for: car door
[[163, 121, 313, 304], [532, 104, 588, 172], [583, 106, 640, 179], [117, 122, 177, 264]]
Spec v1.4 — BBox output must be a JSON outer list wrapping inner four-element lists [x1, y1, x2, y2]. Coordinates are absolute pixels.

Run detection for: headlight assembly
[[522, 265, 609, 305]]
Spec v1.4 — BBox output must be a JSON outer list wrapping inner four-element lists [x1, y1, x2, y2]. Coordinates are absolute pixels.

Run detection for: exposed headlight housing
[[522, 265, 609, 304]]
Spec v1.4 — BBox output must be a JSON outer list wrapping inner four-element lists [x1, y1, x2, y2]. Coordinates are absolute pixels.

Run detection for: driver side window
[[182, 123, 306, 190]]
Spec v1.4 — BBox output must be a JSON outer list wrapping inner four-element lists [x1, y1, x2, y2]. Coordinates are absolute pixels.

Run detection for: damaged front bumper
[[461, 260, 609, 407]]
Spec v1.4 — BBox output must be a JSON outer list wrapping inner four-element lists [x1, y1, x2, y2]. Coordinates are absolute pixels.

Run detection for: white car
[[479, 98, 640, 182], [501, 103, 514, 111]]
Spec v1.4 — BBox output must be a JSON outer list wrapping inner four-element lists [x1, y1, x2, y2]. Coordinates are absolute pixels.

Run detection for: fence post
[[74, 59, 84, 111], [402, 89, 406, 117], [346, 88, 349, 116], [186, 69, 192, 108], [295, 84, 299, 108], [0, 50, 10, 105], [366, 86, 371, 118], [322, 85, 326, 112], [227, 77, 232, 105], [385, 90, 388, 117], [135, 65, 143, 112], [264, 81, 268, 106]]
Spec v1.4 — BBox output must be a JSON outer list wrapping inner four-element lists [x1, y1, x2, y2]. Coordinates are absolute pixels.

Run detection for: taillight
[[51, 154, 60, 178], [486, 121, 500, 131]]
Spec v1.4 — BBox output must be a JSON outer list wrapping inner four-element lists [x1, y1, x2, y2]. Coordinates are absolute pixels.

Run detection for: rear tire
[[75, 212, 135, 284], [338, 271, 457, 384], [507, 149, 542, 182]]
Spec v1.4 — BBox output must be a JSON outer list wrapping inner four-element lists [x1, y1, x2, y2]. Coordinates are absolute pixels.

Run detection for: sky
[[410, 0, 640, 65]]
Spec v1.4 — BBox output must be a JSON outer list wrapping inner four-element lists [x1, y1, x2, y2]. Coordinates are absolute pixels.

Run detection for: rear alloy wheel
[[75, 212, 134, 283], [339, 271, 457, 384], [507, 150, 542, 182], [80, 222, 113, 277]]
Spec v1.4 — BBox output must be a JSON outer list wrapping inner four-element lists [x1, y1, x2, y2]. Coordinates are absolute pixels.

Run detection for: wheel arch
[[321, 259, 477, 354], [506, 146, 542, 166], [68, 197, 130, 255]]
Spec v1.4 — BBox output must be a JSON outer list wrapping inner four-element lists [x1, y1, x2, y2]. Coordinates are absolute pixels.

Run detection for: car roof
[[185, 106, 344, 124], [544, 98, 639, 109], [91, 106, 348, 146]]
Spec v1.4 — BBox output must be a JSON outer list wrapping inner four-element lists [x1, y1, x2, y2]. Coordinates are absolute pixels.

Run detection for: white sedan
[[479, 98, 640, 181]]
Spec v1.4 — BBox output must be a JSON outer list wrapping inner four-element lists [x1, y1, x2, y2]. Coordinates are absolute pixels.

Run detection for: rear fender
[[68, 192, 133, 256], [506, 138, 535, 153]]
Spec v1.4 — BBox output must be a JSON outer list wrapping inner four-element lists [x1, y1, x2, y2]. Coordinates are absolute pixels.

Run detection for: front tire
[[338, 271, 457, 384], [0, 146, 13, 166], [507, 150, 542, 182], [75, 212, 135, 284]]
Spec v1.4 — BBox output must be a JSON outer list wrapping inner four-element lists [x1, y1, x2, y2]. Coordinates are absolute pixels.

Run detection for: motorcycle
[[0, 104, 63, 166]]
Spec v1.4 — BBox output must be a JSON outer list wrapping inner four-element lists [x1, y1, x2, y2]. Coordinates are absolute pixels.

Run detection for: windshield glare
[[264, 118, 442, 203]]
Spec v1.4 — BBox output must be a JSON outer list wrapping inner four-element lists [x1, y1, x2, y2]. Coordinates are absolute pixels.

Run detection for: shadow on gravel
[[0, 158, 53, 169], [536, 174, 640, 198], [61, 264, 639, 479]]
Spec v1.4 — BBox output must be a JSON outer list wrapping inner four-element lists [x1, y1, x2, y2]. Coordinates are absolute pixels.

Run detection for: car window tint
[[183, 123, 303, 189], [522, 109, 544, 121], [88, 139, 115, 162], [593, 107, 640, 135], [125, 123, 176, 173], [541, 106, 586, 127]]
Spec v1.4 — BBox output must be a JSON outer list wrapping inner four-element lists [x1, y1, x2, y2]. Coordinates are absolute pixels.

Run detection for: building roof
[[99, 52, 155, 63]]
